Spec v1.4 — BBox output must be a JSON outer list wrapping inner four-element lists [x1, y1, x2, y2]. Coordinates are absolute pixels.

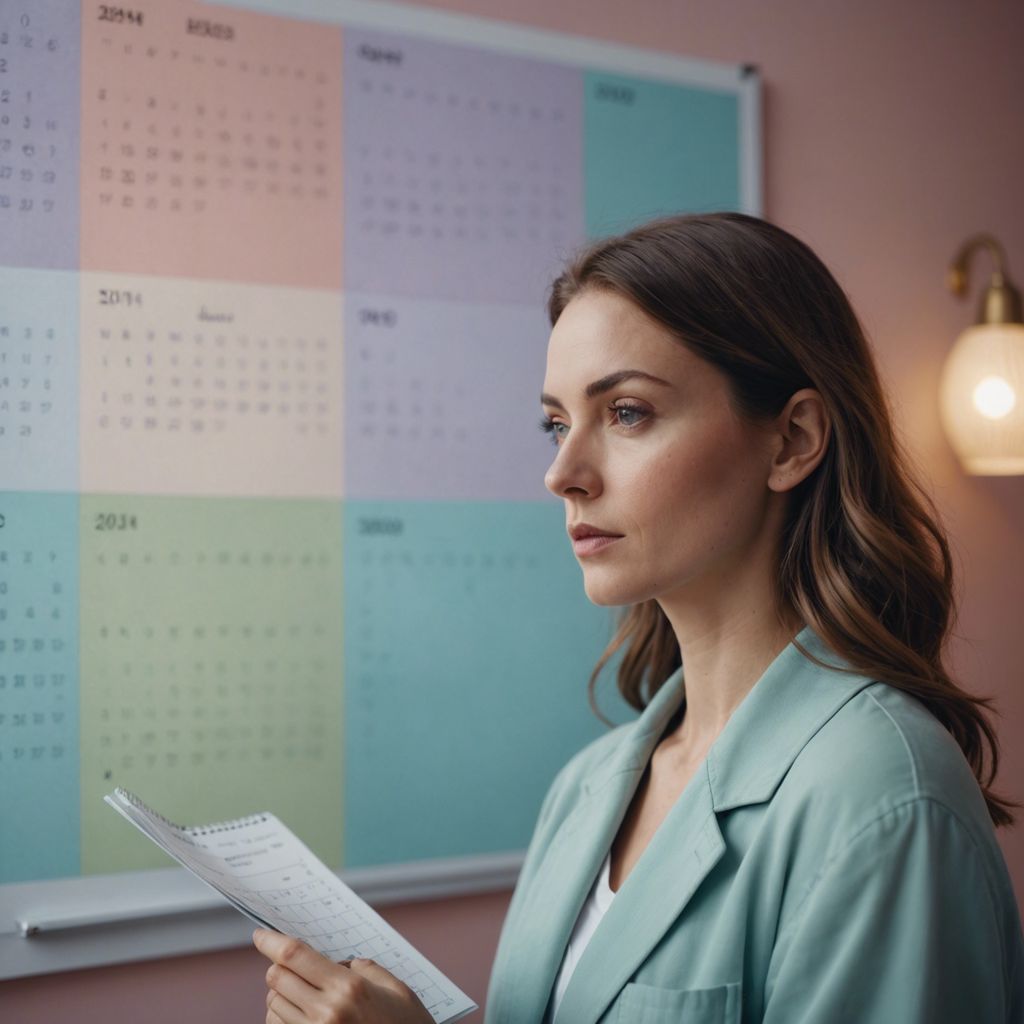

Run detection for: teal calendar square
[[0, 491, 79, 882], [342, 501, 624, 866], [585, 71, 740, 236]]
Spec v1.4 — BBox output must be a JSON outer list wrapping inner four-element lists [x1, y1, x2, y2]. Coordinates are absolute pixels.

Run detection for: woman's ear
[[767, 388, 830, 492]]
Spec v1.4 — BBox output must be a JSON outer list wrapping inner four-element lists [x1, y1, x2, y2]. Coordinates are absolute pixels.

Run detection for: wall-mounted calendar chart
[[0, 0, 760, 978]]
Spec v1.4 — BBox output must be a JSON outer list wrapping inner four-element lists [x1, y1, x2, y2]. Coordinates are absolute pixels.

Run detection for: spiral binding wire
[[114, 787, 269, 835]]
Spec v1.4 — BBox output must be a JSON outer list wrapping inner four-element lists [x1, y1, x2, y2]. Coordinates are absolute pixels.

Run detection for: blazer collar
[[548, 624, 877, 1024], [707, 624, 876, 811], [579, 624, 874, 811]]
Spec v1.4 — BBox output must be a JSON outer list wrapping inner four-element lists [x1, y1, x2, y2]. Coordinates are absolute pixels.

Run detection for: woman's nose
[[544, 434, 602, 499]]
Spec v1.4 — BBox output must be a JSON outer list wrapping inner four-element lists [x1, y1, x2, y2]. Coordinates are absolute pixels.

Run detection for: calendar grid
[[0, 0, 747, 917]]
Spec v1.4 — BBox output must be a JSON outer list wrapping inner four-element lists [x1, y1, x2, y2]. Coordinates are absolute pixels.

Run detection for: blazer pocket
[[614, 981, 741, 1023]]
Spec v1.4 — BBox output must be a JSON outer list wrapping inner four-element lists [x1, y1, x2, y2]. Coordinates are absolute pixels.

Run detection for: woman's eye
[[539, 416, 569, 445], [611, 403, 647, 428]]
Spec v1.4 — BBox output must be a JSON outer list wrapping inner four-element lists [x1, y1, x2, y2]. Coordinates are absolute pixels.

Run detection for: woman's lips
[[568, 523, 624, 558], [571, 534, 623, 557]]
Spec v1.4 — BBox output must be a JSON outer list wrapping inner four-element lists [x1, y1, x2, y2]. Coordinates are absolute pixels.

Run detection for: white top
[[544, 850, 617, 1023]]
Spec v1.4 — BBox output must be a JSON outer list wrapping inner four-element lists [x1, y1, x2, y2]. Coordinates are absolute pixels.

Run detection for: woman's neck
[[660, 609, 804, 751]]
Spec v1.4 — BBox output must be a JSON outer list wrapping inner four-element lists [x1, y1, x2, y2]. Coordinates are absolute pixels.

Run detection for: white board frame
[[0, 852, 524, 979]]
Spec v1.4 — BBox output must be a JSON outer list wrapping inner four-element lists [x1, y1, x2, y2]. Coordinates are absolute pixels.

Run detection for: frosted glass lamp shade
[[939, 322, 1024, 474]]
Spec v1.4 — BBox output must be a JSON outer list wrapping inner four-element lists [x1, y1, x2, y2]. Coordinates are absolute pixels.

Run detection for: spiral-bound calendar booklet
[[104, 789, 476, 1024]]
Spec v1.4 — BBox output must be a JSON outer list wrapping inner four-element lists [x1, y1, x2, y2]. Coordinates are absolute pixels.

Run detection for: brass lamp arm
[[946, 233, 1022, 325]]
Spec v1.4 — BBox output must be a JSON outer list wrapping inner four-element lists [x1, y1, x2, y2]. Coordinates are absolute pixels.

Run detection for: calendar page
[[79, 273, 344, 497], [105, 788, 477, 1023], [0, 0, 749, 903], [344, 293, 550, 501], [79, 0, 342, 287], [343, 27, 583, 306], [343, 500, 616, 866], [0, 267, 79, 491], [0, 493, 79, 882], [0, 0, 81, 270], [583, 69, 742, 236], [79, 496, 344, 873]]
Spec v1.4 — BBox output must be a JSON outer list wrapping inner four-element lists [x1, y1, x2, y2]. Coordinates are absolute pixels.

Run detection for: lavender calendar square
[[343, 29, 584, 307], [345, 293, 554, 502], [0, 0, 80, 270]]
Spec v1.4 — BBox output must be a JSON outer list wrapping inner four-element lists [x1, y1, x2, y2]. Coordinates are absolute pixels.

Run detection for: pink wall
[[5, 0, 1022, 1019]]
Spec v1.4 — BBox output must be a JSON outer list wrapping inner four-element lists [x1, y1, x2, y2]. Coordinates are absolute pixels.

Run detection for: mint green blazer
[[486, 627, 1024, 1023]]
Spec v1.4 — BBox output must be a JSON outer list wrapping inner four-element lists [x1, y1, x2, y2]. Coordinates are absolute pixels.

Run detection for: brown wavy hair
[[549, 212, 1015, 827]]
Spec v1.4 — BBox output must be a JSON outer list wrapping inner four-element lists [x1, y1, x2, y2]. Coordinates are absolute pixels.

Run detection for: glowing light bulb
[[971, 375, 1017, 420]]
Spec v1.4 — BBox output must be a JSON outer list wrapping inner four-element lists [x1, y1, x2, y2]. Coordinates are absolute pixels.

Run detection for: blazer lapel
[[552, 761, 725, 1024], [495, 671, 688, 1024]]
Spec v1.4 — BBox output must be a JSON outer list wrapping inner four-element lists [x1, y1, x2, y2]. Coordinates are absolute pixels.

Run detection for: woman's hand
[[253, 929, 435, 1024]]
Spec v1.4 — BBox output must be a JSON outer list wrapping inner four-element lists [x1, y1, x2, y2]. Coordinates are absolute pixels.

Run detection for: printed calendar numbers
[[343, 28, 584, 305], [98, 7, 144, 28], [94, 512, 138, 531], [343, 501, 612, 867], [0, 1, 80, 269], [356, 516, 403, 536], [185, 19, 234, 42], [0, 267, 79, 491], [80, 496, 344, 874], [594, 82, 635, 106], [357, 307, 397, 328], [80, 273, 343, 498], [0, 493, 80, 883], [98, 288, 142, 306], [356, 43, 402, 66], [80, 0, 342, 288], [345, 293, 550, 502]]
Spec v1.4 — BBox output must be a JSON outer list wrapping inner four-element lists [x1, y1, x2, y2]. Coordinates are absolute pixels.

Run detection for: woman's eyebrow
[[541, 369, 673, 409]]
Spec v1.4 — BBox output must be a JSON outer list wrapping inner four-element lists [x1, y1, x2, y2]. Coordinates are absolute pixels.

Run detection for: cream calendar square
[[79, 272, 343, 498]]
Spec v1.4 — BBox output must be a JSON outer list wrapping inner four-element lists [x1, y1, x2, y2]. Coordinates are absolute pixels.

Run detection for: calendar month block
[[344, 28, 584, 306], [345, 294, 552, 502], [0, 492, 79, 882], [79, 495, 344, 874], [79, 273, 343, 498], [342, 500, 614, 866], [584, 70, 741, 237], [0, 0, 80, 270], [80, 0, 342, 288], [0, 267, 78, 491]]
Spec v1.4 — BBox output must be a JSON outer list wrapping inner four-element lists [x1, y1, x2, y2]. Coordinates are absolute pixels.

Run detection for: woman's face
[[541, 288, 783, 609]]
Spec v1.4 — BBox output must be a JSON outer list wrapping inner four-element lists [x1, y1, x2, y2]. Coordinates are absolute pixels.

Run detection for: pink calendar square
[[79, 0, 342, 289]]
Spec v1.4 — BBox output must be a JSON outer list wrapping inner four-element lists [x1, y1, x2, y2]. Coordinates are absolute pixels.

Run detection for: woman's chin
[[581, 574, 647, 608]]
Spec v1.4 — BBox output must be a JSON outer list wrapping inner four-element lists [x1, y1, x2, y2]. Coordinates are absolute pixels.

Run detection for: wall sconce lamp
[[940, 234, 1024, 475]]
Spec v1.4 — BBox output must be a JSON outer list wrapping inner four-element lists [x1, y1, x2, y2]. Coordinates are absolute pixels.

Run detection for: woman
[[254, 213, 1024, 1023]]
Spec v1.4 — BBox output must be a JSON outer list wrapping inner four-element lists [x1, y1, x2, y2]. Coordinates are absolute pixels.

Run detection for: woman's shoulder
[[777, 679, 1003, 865], [769, 680, 1023, 968]]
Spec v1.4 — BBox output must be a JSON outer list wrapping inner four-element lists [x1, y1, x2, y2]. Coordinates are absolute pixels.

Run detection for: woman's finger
[[266, 962, 322, 1015], [253, 929, 334, 988], [266, 987, 305, 1024]]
